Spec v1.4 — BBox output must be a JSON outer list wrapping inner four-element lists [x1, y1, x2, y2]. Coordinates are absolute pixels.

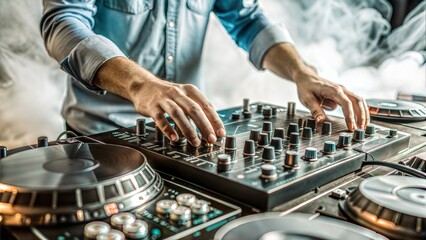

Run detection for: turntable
[[367, 99, 426, 121]]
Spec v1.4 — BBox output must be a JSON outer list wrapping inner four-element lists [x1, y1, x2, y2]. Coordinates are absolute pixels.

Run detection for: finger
[[160, 100, 201, 147], [321, 98, 338, 111], [348, 94, 366, 129], [150, 109, 177, 141], [173, 96, 217, 143], [183, 85, 226, 137], [302, 94, 327, 123], [362, 97, 370, 126], [327, 89, 356, 131]]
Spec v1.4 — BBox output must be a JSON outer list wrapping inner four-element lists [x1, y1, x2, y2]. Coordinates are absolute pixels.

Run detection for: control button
[[110, 212, 136, 229], [243, 140, 256, 156], [155, 125, 164, 143], [289, 132, 300, 146], [243, 111, 252, 119], [353, 129, 365, 142], [365, 124, 376, 136], [389, 129, 398, 138], [256, 104, 263, 113], [284, 150, 300, 169], [176, 193, 196, 207], [263, 107, 272, 119], [0, 146, 7, 158], [224, 136, 237, 150], [298, 118, 305, 129], [249, 129, 260, 142], [330, 189, 347, 199], [287, 123, 299, 138], [136, 118, 146, 136], [170, 206, 191, 222], [302, 127, 313, 140], [270, 137, 283, 151], [170, 124, 187, 147], [306, 118, 316, 131], [37, 136, 48, 148], [323, 141, 336, 155], [242, 98, 250, 112], [258, 133, 269, 147], [273, 128, 285, 139], [97, 229, 125, 240], [84, 221, 110, 239], [304, 147, 318, 161], [156, 200, 178, 214], [231, 112, 241, 120], [217, 154, 232, 172], [260, 164, 277, 179], [271, 107, 277, 116], [287, 102, 295, 116], [337, 133, 352, 148], [123, 219, 148, 239], [322, 122, 332, 135], [191, 199, 210, 215], [262, 146, 276, 162]]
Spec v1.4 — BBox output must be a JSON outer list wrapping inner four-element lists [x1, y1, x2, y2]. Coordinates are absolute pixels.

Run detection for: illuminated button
[[176, 193, 196, 207], [167, 55, 174, 63], [110, 212, 136, 229], [84, 221, 110, 239], [156, 199, 178, 214], [97, 229, 125, 240], [191, 200, 210, 215], [123, 219, 148, 239], [170, 206, 191, 222], [168, 20, 175, 28]]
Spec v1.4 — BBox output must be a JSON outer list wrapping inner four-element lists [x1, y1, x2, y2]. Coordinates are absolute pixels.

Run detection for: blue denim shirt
[[41, 0, 293, 134]]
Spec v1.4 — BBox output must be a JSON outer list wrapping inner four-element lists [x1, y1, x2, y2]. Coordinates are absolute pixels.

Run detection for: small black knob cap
[[243, 98, 250, 112], [217, 154, 232, 172], [243, 111, 252, 118], [0, 146, 7, 158], [337, 133, 352, 148], [322, 122, 332, 135], [304, 147, 318, 161], [270, 137, 283, 151], [155, 125, 164, 143], [389, 129, 398, 138], [353, 129, 365, 142], [271, 107, 277, 116], [225, 135, 237, 150], [262, 146, 276, 162], [260, 164, 277, 179], [323, 141, 336, 154], [289, 132, 300, 146], [249, 129, 260, 142], [287, 102, 296, 116], [258, 133, 269, 147], [136, 118, 146, 136], [37, 136, 48, 148], [298, 118, 305, 129], [287, 123, 299, 138], [306, 118, 316, 131], [263, 107, 272, 119], [170, 124, 187, 147], [256, 104, 263, 113], [365, 124, 376, 136], [262, 122, 273, 132], [302, 127, 313, 140], [284, 150, 300, 169], [231, 112, 241, 120], [243, 140, 256, 156], [273, 128, 285, 139]]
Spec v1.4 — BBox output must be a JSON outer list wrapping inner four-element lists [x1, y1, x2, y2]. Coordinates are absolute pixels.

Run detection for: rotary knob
[[123, 220, 149, 239], [0, 146, 7, 158], [243, 98, 250, 113], [353, 129, 365, 142], [191, 199, 210, 215], [136, 118, 146, 136], [273, 128, 285, 139], [365, 124, 376, 136], [270, 137, 283, 151], [256, 104, 263, 113], [225, 136, 237, 150], [289, 132, 300, 146], [304, 147, 318, 161], [176, 193, 197, 207], [262, 122, 273, 139], [37, 136, 48, 148], [249, 129, 260, 142], [84, 221, 110, 239], [271, 107, 277, 116], [302, 127, 313, 140], [262, 146, 276, 162], [260, 164, 277, 179], [263, 107, 272, 119], [306, 118, 316, 131], [155, 125, 164, 143], [258, 133, 269, 147], [243, 111, 252, 118], [323, 141, 336, 155], [110, 212, 136, 229], [217, 153, 232, 172], [287, 102, 296, 116], [243, 140, 256, 156], [322, 122, 332, 135], [170, 206, 191, 222], [298, 118, 305, 129], [156, 199, 178, 214], [170, 124, 187, 147], [337, 133, 352, 148], [284, 150, 300, 169], [389, 129, 398, 138], [287, 123, 299, 138], [97, 229, 125, 240], [231, 112, 241, 120]]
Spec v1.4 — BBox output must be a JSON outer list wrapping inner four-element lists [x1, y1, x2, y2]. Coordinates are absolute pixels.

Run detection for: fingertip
[[170, 133, 178, 142], [217, 128, 226, 137], [208, 133, 217, 143], [315, 114, 325, 123]]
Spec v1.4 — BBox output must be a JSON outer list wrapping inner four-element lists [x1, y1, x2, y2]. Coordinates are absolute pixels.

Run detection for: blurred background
[[0, 0, 425, 149]]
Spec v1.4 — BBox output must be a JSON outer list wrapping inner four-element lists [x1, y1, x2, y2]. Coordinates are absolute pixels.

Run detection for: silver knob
[[123, 219, 149, 239], [110, 212, 136, 229], [176, 193, 197, 207], [191, 199, 210, 215], [156, 199, 178, 214], [170, 206, 191, 222], [84, 221, 110, 239], [97, 229, 125, 240]]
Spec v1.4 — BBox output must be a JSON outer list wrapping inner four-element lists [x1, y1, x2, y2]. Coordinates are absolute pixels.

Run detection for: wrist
[[291, 64, 317, 84]]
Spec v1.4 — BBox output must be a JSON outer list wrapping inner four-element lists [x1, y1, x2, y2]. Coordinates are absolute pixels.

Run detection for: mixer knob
[[337, 133, 352, 148], [37, 136, 48, 148], [256, 104, 263, 113], [270, 137, 283, 151], [217, 153, 232, 172], [389, 129, 398, 138], [287, 102, 296, 116], [176, 193, 197, 206], [231, 112, 241, 120], [258, 133, 269, 147], [263, 107, 272, 119], [170, 124, 188, 147], [323, 141, 336, 155], [249, 129, 260, 142], [136, 118, 146, 136], [273, 128, 285, 139], [97, 229, 125, 240], [123, 220, 149, 239], [243, 111, 252, 119], [286, 123, 299, 138], [262, 122, 273, 139], [243, 140, 256, 156], [156, 199, 178, 214], [262, 146, 276, 162], [260, 164, 277, 179], [271, 107, 277, 116], [365, 124, 376, 136], [302, 127, 313, 140], [84, 221, 111, 239], [284, 150, 300, 169], [289, 132, 300, 146], [304, 147, 318, 161], [322, 122, 332, 135], [353, 129, 365, 142], [155, 125, 164, 143], [191, 199, 210, 215], [0, 146, 7, 158], [110, 212, 136, 229], [170, 206, 191, 222], [224, 136, 237, 150], [306, 118, 316, 131], [298, 118, 305, 129], [243, 98, 250, 112]]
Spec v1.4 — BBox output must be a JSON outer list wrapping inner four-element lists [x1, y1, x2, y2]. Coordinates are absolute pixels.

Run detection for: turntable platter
[[366, 99, 426, 121]]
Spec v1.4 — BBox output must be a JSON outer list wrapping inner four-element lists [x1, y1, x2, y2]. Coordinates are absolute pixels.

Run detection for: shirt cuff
[[60, 35, 127, 94], [249, 24, 294, 70]]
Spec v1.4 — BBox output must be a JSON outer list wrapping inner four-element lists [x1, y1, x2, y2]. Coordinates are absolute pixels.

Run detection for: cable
[[56, 131, 78, 140], [362, 160, 426, 179]]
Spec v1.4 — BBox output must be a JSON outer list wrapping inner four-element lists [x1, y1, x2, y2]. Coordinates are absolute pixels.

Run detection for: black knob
[[389, 129, 398, 138], [273, 128, 285, 139], [270, 137, 283, 151], [263, 107, 272, 119], [304, 147, 318, 161], [262, 122, 273, 132], [322, 122, 332, 135], [306, 118, 316, 131], [155, 125, 164, 143], [243, 98, 250, 112], [37, 136, 48, 148], [353, 129, 365, 142], [258, 133, 269, 147], [217, 154, 232, 172], [243, 111, 252, 118], [0, 146, 7, 158], [170, 124, 187, 147], [287, 123, 299, 138], [262, 146, 276, 162], [284, 150, 299, 169], [302, 127, 313, 140], [231, 112, 241, 120], [271, 107, 277, 116], [249, 129, 260, 142], [287, 102, 295, 116], [256, 104, 263, 113], [243, 140, 256, 156], [323, 141, 336, 155], [260, 164, 277, 179], [337, 133, 352, 148], [365, 124, 376, 136], [298, 118, 305, 129], [136, 118, 146, 136], [289, 132, 299, 146], [225, 136, 237, 150]]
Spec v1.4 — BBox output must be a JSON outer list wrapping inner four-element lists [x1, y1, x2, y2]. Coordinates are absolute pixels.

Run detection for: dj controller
[[1, 100, 425, 240]]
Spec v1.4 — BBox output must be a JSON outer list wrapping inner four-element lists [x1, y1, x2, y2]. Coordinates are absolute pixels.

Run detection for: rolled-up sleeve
[[213, 0, 294, 70], [41, 0, 126, 93]]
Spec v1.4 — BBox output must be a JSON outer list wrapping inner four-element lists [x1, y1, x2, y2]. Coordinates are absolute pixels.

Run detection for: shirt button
[[168, 20, 175, 28], [167, 55, 174, 63]]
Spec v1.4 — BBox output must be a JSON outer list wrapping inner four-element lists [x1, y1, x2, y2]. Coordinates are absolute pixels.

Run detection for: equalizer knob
[[289, 132, 300, 146], [306, 118, 316, 131], [170, 124, 187, 147], [287, 102, 295, 116], [231, 112, 241, 120], [136, 118, 146, 136], [271, 107, 277, 116], [287, 123, 299, 138], [243, 98, 250, 113], [84, 221, 111, 239], [302, 127, 313, 140], [298, 118, 305, 129], [217, 154, 232, 171], [389, 129, 398, 138], [97, 229, 125, 240], [37, 136, 48, 148], [258, 133, 269, 147], [225, 136, 237, 150], [155, 125, 164, 143], [243, 140, 256, 156], [284, 150, 300, 169], [273, 128, 285, 139], [322, 122, 332, 135], [123, 220, 149, 239], [249, 129, 260, 142], [270, 137, 283, 151], [263, 107, 272, 119], [365, 124, 376, 136], [323, 141, 336, 155], [262, 146, 276, 162], [110, 212, 136, 229], [337, 133, 352, 148], [191, 200, 210, 215], [256, 104, 263, 113], [0, 146, 7, 158], [262, 122, 273, 139], [156, 200, 178, 214], [353, 129, 365, 142], [304, 147, 318, 161], [176, 193, 196, 206], [170, 206, 191, 222], [260, 164, 277, 179]]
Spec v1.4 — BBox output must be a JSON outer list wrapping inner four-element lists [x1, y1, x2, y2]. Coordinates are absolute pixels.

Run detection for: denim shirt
[[41, 0, 293, 134]]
